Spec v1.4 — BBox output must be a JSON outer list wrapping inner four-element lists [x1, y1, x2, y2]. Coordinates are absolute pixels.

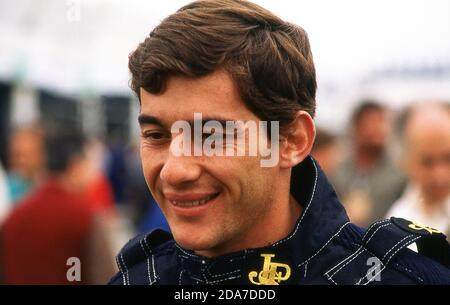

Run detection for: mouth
[[170, 192, 220, 207], [164, 191, 221, 218], [164, 192, 221, 217]]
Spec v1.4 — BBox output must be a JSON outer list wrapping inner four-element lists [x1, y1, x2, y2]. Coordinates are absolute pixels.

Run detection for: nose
[[160, 142, 202, 187]]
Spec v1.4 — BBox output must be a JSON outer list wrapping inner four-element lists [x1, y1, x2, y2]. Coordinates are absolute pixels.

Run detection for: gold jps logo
[[408, 222, 441, 234], [248, 254, 291, 285]]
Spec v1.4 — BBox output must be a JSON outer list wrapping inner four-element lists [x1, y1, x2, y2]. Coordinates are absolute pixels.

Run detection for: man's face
[[139, 70, 280, 256], [9, 130, 44, 180], [406, 121, 450, 203], [354, 109, 390, 153]]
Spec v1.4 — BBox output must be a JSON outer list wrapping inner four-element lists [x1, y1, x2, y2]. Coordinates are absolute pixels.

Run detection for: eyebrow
[[195, 118, 229, 128], [138, 114, 244, 130], [138, 114, 167, 129]]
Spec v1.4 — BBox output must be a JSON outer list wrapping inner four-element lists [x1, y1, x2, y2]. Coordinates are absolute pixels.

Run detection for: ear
[[279, 111, 316, 169]]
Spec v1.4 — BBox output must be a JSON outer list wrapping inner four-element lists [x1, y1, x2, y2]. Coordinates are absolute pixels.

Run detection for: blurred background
[[0, 0, 449, 284]]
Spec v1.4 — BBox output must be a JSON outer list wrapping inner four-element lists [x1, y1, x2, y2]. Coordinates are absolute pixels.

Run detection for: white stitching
[[356, 260, 386, 285], [387, 236, 421, 267], [355, 234, 416, 285], [326, 249, 361, 277], [298, 222, 350, 268], [178, 269, 184, 285], [139, 239, 152, 285], [207, 274, 242, 284], [175, 244, 243, 280], [143, 236, 157, 284], [326, 219, 390, 274], [328, 248, 366, 280], [150, 254, 157, 284], [364, 265, 385, 285], [364, 223, 392, 245], [360, 235, 419, 285], [175, 243, 199, 258], [190, 275, 204, 283], [119, 253, 130, 285], [272, 156, 319, 247], [361, 219, 391, 242], [328, 276, 338, 285], [115, 255, 126, 286], [304, 262, 308, 278], [205, 259, 241, 278], [394, 263, 424, 283], [202, 269, 208, 283], [326, 222, 391, 277], [142, 235, 152, 254], [206, 267, 241, 278], [325, 220, 394, 285], [355, 254, 388, 285], [330, 233, 420, 285], [363, 236, 421, 285], [363, 219, 391, 238], [381, 234, 415, 261]]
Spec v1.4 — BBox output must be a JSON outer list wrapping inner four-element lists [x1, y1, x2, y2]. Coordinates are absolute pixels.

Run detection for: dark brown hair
[[129, 0, 317, 129]]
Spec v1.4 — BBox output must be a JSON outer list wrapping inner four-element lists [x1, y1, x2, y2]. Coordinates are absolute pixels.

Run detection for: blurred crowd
[[0, 114, 169, 284], [0, 95, 449, 284], [312, 100, 450, 236]]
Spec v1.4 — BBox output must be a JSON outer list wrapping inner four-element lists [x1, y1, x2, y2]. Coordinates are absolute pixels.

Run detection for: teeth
[[171, 194, 217, 207]]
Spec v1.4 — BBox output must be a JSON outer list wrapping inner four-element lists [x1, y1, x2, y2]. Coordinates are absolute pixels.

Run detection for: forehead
[[410, 128, 450, 149], [406, 109, 450, 151], [406, 129, 450, 161], [357, 109, 387, 124], [139, 70, 257, 122]]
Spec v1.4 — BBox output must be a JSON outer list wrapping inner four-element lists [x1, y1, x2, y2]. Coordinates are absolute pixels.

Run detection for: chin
[[172, 230, 215, 252]]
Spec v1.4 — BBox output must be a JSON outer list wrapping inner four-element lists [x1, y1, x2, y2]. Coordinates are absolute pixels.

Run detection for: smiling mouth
[[169, 192, 220, 208]]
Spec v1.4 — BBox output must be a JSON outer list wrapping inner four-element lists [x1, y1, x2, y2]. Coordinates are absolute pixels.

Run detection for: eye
[[141, 130, 170, 144]]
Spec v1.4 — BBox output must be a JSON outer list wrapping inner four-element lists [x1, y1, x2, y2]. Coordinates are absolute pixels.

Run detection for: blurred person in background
[[0, 164, 10, 225], [386, 102, 450, 238], [311, 128, 340, 176], [6, 125, 45, 204], [83, 137, 128, 256], [332, 101, 406, 226], [84, 138, 116, 215], [105, 137, 128, 206], [0, 130, 116, 284]]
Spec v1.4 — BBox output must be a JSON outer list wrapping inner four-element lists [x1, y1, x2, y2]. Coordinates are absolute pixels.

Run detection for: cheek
[[224, 157, 275, 203], [140, 148, 164, 190], [200, 157, 254, 211], [410, 164, 427, 181], [227, 166, 277, 233]]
